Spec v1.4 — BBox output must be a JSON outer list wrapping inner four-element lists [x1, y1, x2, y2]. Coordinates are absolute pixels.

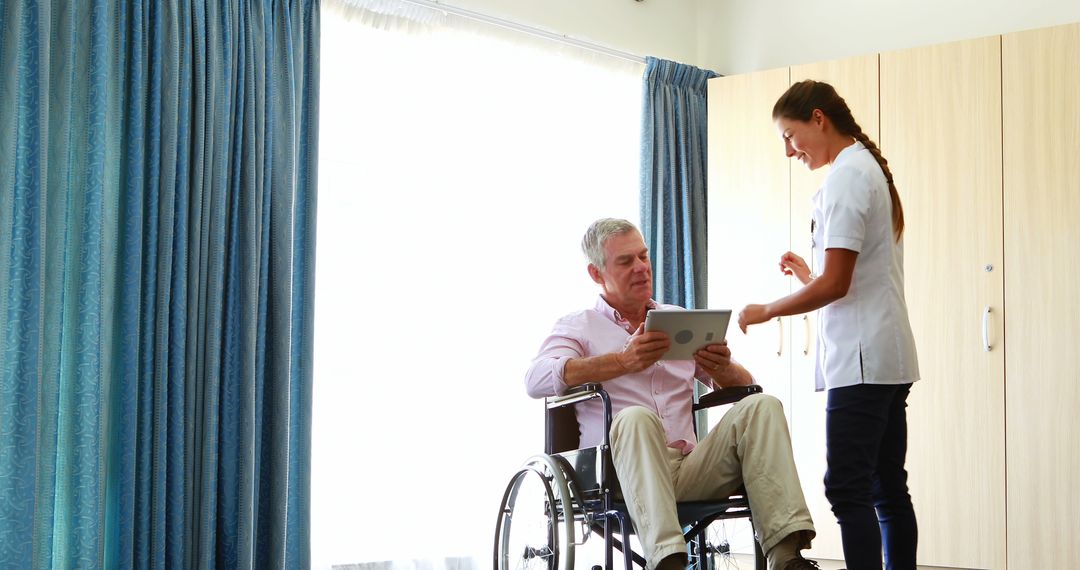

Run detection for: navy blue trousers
[[825, 383, 917, 570]]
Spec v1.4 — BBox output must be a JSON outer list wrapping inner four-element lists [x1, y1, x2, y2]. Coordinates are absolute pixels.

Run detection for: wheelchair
[[494, 382, 768, 570]]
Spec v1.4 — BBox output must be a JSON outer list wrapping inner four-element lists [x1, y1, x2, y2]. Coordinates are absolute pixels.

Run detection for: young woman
[[737, 80, 920, 570]]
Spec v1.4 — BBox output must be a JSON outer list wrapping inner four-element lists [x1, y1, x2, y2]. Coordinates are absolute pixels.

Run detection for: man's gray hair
[[582, 218, 641, 268]]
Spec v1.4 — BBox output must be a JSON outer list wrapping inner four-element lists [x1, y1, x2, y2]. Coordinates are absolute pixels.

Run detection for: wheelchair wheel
[[494, 454, 576, 570], [697, 517, 758, 570]]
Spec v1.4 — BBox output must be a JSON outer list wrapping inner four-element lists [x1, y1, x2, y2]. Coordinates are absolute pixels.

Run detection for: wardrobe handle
[[803, 314, 810, 356], [982, 306, 992, 352], [776, 317, 784, 356]]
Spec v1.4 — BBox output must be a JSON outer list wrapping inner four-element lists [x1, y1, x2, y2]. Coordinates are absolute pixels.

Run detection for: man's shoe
[[781, 556, 821, 570], [655, 553, 689, 570]]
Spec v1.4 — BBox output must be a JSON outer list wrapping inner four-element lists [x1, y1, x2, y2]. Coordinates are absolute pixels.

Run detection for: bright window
[[313, 5, 644, 568]]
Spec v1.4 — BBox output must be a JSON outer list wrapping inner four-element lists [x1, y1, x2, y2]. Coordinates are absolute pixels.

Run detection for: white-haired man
[[525, 218, 818, 570]]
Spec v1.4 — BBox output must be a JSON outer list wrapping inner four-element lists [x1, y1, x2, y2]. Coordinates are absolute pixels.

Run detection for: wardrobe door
[[787, 54, 880, 564], [1003, 22, 1080, 569], [881, 37, 1006, 569], [706, 69, 792, 414]]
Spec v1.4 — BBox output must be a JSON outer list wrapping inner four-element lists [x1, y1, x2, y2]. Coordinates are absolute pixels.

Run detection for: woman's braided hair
[[773, 80, 905, 241]]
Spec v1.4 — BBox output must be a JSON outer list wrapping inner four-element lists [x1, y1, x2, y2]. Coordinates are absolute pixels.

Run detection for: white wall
[[697, 0, 1080, 75], [443, 0, 699, 64], [441, 0, 1080, 76]]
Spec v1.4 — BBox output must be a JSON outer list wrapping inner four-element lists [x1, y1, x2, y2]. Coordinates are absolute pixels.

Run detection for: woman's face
[[776, 113, 829, 171]]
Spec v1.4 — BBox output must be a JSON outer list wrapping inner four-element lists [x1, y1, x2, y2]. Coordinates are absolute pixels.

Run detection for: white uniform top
[[811, 141, 920, 391]]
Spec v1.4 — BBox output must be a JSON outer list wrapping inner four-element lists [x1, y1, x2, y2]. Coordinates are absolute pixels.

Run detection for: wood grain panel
[[706, 68, 793, 557], [1002, 22, 1080, 570], [880, 36, 1005, 569], [707, 69, 793, 412]]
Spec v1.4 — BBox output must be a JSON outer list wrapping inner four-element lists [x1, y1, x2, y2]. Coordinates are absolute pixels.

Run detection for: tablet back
[[644, 309, 732, 360]]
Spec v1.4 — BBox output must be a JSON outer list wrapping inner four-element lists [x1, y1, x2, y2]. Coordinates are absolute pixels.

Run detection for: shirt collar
[[833, 139, 865, 166], [595, 295, 658, 334]]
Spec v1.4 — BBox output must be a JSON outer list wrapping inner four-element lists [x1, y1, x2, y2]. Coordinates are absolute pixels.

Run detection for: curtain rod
[[395, 0, 648, 64]]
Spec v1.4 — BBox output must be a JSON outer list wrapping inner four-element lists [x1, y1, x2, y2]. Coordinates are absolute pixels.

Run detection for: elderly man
[[525, 218, 817, 570]]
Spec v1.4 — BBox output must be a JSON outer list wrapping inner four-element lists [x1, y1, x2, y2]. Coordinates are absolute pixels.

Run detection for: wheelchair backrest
[[544, 399, 614, 497], [545, 402, 580, 455]]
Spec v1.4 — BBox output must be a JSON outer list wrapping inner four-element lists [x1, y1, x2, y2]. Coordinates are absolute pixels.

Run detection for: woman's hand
[[737, 304, 772, 333], [779, 251, 812, 285]]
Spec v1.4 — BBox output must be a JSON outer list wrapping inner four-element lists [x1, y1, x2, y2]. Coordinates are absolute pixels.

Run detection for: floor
[[723, 554, 971, 570]]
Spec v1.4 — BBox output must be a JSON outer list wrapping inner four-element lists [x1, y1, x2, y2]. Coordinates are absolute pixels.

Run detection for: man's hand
[[696, 340, 753, 387], [615, 324, 670, 373], [694, 340, 732, 373]]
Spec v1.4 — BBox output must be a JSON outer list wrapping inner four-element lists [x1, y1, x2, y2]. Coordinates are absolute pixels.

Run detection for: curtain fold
[[0, 1, 319, 568], [640, 56, 717, 309]]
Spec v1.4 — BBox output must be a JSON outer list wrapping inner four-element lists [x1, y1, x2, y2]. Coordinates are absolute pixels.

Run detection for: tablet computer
[[643, 309, 732, 360]]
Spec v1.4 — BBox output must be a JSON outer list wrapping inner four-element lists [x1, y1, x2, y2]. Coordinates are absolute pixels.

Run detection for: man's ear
[[588, 264, 603, 285]]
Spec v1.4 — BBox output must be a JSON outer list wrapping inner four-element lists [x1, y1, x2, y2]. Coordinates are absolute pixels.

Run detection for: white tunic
[[810, 141, 920, 391]]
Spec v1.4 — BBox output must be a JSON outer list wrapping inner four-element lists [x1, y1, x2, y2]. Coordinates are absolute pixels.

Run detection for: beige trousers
[[609, 393, 815, 570]]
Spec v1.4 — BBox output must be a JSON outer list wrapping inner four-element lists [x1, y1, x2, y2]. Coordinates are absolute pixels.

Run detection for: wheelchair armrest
[[547, 383, 606, 410], [692, 384, 763, 411]]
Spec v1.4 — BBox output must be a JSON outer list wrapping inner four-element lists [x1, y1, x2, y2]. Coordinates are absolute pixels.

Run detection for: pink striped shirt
[[525, 296, 716, 454]]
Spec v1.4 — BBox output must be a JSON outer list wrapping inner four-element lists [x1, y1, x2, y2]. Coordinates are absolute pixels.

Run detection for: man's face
[[593, 231, 653, 308]]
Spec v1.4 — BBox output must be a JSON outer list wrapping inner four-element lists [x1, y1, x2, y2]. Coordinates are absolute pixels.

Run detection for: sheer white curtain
[[314, 2, 644, 568]]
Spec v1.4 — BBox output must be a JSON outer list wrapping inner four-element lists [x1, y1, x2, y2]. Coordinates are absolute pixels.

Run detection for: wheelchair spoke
[[517, 544, 555, 570], [496, 467, 559, 570], [697, 517, 757, 570], [495, 457, 578, 570]]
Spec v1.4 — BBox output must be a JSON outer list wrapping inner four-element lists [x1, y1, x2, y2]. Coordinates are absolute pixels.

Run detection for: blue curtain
[[0, 1, 319, 568], [640, 56, 716, 309]]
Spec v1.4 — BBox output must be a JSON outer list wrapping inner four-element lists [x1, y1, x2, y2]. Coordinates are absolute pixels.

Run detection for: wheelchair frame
[[495, 383, 768, 570]]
